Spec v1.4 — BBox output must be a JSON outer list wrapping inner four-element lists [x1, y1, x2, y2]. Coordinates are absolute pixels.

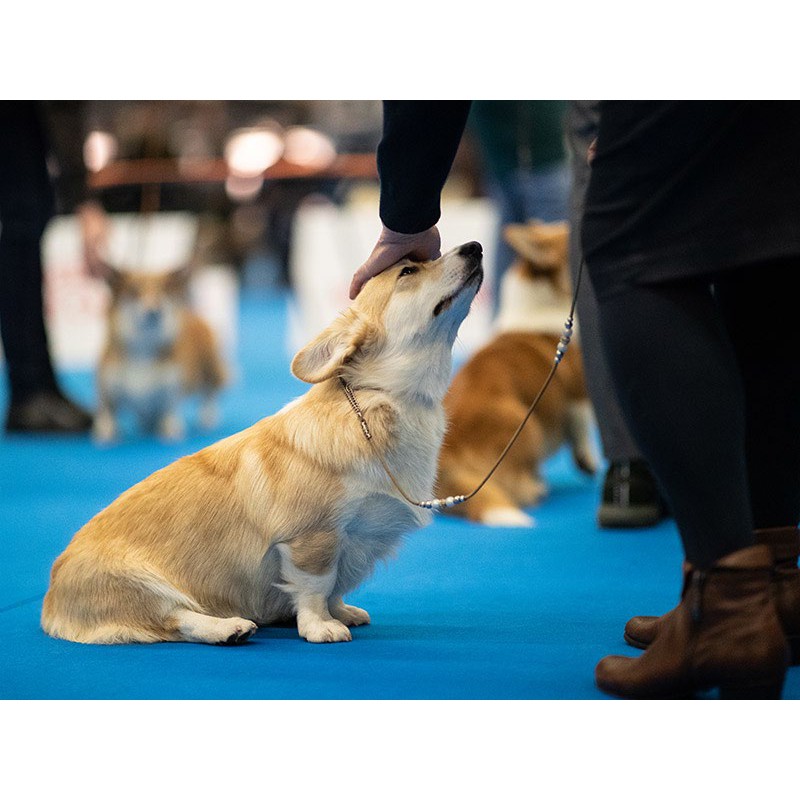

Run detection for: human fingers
[[349, 226, 441, 299], [587, 138, 597, 165]]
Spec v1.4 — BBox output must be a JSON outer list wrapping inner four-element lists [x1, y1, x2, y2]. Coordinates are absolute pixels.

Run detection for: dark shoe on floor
[[597, 459, 667, 528], [5, 390, 93, 434]]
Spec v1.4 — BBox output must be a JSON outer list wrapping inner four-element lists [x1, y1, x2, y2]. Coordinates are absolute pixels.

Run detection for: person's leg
[[716, 258, 800, 663], [518, 160, 570, 223], [592, 270, 793, 697], [622, 259, 800, 661], [488, 174, 525, 315], [594, 275, 753, 566], [565, 100, 664, 527], [0, 101, 58, 402], [0, 101, 92, 433], [714, 258, 800, 530], [566, 104, 640, 463]]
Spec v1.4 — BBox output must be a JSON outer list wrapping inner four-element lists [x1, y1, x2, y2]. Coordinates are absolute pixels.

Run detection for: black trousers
[[0, 101, 58, 403], [593, 258, 800, 566]]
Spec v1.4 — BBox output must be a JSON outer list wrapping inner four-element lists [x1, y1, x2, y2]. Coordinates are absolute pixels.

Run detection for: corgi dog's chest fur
[[103, 355, 182, 409]]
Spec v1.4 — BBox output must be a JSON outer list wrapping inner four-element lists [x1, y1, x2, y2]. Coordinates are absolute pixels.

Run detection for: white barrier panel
[[287, 198, 500, 359], [40, 216, 109, 371], [32, 213, 239, 372]]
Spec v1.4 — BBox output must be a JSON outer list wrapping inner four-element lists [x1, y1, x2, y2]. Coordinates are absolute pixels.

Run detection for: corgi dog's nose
[[458, 241, 482, 259]]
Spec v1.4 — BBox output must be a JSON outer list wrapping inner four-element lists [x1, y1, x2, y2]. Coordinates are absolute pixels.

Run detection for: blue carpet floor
[[2, 290, 798, 700]]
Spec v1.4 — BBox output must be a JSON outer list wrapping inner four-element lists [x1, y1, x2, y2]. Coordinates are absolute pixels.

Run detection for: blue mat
[[2, 290, 798, 700]]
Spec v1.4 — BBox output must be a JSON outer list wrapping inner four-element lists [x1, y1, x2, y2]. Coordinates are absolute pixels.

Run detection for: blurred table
[[87, 154, 378, 188]]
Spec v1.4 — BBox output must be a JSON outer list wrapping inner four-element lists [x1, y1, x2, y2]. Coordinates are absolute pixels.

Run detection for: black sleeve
[[377, 100, 472, 234]]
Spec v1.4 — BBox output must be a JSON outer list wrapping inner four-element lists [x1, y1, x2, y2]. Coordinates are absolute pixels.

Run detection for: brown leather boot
[[624, 526, 800, 663], [596, 545, 790, 699]]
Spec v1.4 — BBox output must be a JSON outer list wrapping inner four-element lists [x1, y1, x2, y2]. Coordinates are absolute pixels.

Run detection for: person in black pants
[[565, 100, 667, 529], [0, 101, 93, 433], [350, 100, 800, 699]]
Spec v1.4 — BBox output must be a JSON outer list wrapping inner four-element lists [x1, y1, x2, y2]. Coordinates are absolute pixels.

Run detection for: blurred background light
[[283, 126, 336, 169], [83, 130, 118, 173], [224, 126, 284, 178]]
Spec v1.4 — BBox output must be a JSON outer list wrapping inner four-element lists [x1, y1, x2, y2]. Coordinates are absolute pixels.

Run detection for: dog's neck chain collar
[[339, 377, 465, 510], [339, 260, 583, 512]]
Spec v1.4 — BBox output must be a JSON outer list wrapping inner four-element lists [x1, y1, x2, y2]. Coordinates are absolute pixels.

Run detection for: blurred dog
[[436, 221, 598, 527], [93, 265, 227, 443], [41, 243, 483, 645]]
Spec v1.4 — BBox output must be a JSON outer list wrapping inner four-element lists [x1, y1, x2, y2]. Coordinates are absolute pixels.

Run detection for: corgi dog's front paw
[[300, 618, 353, 643]]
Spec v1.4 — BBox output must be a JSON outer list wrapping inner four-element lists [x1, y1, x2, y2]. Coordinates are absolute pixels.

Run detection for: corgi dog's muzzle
[[433, 241, 483, 317]]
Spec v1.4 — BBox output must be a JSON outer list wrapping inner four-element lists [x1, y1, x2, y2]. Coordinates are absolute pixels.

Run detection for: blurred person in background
[[0, 101, 103, 434], [468, 100, 569, 302], [565, 101, 667, 529]]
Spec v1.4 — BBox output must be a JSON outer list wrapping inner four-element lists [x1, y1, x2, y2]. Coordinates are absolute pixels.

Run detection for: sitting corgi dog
[[41, 242, 484, 645], [436, 222, 598, 527], [93, 265, 227, 443]]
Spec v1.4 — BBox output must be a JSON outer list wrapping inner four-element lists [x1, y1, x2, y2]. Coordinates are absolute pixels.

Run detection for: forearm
[[377, 100, 471, 234]]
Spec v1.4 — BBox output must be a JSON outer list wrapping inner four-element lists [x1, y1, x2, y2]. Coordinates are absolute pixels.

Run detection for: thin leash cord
[[341, 259, 586, 511]]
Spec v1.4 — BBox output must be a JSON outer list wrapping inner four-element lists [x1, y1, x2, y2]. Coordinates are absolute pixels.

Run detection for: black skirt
[[581, 101, 800, 299]]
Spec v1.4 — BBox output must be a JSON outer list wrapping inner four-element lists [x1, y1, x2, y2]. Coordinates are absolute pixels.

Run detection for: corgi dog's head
[[106, 266, 191, 356], [292, 242, 483, 399], [496, 221, 572, 335]]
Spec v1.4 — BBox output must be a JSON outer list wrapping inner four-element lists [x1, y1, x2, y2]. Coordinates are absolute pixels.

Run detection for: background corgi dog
[[436, 221, 599, 527], [93, 265, 227, 443], [41, 242, 483, 646]]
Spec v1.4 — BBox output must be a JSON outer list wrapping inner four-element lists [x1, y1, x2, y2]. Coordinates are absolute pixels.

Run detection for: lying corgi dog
[[93, 265, 227, 443], [41, 242, 484, 645], [436, 222, 598, 527]]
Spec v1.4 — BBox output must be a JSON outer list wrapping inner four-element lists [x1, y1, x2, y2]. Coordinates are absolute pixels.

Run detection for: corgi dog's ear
[[503, 221, 568, 271], [291, 310, 373, 384]]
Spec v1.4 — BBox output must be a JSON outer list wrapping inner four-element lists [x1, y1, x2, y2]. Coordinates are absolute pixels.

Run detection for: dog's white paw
[[480, 507, 536, 528], [158, 412, 185, 441], [330, 602, 371, 627], [300, 618, 353, 643], [214, 617, 258, 645]]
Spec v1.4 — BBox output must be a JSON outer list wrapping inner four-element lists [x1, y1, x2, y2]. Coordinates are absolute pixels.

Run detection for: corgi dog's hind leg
[[167, 609, 258, 645]]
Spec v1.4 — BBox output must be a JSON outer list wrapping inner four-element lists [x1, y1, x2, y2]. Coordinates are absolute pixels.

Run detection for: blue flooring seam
[[0, 593, 45, 614]]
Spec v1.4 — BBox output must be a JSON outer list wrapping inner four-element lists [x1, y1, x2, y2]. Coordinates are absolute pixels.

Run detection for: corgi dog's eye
[[398, 265, 419, 278]]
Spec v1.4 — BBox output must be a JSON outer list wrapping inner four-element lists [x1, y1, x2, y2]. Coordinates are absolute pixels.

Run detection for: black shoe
[[5, 390, 94, 434], [597, 459, 668, 529]]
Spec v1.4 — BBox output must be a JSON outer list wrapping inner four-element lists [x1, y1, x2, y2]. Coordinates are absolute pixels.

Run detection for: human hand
[[587, 138, 597, 165], [77, 200, 110, 279], [349, 225, 441, 299]]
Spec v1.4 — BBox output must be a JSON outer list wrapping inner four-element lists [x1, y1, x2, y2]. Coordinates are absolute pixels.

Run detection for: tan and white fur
[[436, 222, 598, 528], [93, 266, 227, 443], [41, 243, 484, 645]]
